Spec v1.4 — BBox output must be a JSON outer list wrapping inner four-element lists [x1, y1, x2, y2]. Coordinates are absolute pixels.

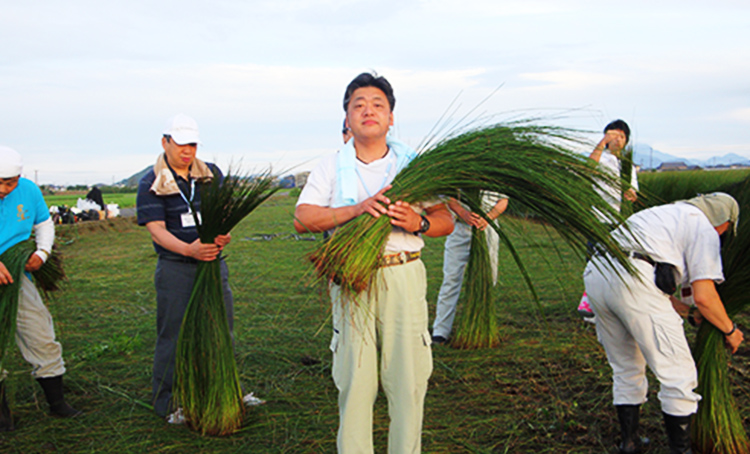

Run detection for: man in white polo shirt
[[294, 72, 453, 453]]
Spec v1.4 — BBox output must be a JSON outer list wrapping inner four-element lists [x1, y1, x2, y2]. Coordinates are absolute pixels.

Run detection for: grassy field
[[44, 192, 137, 209], [2, 194, 749, 453], [638, 168, 750, 208]]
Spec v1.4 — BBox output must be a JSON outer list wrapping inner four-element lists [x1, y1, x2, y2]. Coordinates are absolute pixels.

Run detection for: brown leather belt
[[380, 251, 421, 268]]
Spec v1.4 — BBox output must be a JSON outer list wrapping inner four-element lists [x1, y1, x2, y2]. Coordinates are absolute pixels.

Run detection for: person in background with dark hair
[[342, 118, 352, 144], [578, 119, 639, 321], [294, 72, 453, 453], [590, 119, 638, 215], [85, 186, 105, 211], [0, 146, 81, 432]]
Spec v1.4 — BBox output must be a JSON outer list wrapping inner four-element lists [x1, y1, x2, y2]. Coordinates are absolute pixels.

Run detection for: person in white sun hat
[[0, 146, 82, 432]]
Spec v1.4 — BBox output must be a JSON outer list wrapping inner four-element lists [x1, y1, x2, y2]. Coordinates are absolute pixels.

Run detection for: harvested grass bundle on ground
[[451, 226, 498, 349], [692, 177, 750, 454], [0, 241, 65, 366], [309, 123, 633, 300], [174, 169, 278, 436]]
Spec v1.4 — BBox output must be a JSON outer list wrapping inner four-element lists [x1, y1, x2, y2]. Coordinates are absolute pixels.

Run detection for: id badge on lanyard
[[179, 179, 201, 228]]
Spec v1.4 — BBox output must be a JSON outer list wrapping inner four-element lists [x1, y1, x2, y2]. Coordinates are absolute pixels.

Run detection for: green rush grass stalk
[[0, 240, 65, 368], [451, 226, 498, 349], [174, 169, 278, 436], [691, 176, 750, 454], [692, 327, 749, 454], [619, 146, 634, 218], [308, 123, 635, 302]]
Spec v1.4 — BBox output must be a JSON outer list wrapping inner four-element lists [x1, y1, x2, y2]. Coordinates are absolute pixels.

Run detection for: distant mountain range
[[632, 143, 750, 169], [118, 166, 153, 187]]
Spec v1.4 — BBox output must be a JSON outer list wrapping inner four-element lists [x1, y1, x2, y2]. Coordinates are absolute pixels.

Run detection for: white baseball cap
[[0, 146, 23, 178], [163, 114, 202, 145]]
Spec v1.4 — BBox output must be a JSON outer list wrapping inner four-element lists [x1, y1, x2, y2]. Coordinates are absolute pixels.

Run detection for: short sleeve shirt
[[136, 162, 221, 259], [611, 203, 724, 285], [592, 150, 639, 223], [0, 178, 50, 256], [297, 150, 434, 252]]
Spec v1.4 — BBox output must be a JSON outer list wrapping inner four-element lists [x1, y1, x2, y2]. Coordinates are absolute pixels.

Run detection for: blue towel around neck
[[333, 136, 416, 208]]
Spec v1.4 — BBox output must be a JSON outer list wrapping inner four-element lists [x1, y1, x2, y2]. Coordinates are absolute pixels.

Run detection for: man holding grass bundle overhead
[[0, 146, 81, 432], [294, 72, 454, 453], [584, 192, 742, 454]]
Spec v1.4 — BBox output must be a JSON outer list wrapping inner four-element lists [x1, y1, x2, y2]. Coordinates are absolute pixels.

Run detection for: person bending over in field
[[584, 193, 742, 453]]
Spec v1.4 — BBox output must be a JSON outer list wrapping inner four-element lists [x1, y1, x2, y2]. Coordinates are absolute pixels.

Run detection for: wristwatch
[[415, 215, 430, 234]]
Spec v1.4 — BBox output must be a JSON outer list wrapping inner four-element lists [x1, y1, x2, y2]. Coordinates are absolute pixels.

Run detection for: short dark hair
[[604, 119, 631, 144], [343, 72, 395, 112], [163, 134, 172, 143]]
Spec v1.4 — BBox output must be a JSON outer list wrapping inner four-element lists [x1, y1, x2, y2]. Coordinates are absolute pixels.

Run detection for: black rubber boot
[[0, 381, 15, 432], [36, 376, 82, 418], [616, 404, 642, 453], [663, 412, 693, 454]]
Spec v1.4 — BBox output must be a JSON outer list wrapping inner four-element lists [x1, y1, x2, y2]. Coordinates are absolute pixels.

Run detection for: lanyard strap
[[177, 179, 196, 212]]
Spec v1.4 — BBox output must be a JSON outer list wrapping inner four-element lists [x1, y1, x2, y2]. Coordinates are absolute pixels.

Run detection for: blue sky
[[1, 0, 748, 185]]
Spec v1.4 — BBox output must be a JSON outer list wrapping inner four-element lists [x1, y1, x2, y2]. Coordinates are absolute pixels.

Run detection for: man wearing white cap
[[584, 192, 743, 454], [136, 114, 239, 421], [0, 146, 81, 432]]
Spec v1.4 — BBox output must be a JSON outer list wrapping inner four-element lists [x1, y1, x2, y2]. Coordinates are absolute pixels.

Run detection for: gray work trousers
[[152, 257, 234, 417]]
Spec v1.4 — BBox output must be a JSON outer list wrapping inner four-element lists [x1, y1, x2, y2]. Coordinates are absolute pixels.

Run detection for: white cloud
[[2, 1, 750, 183], [518, 70, 623, 91], [727, 108, 750, 124], [418, 0, 572, 16]]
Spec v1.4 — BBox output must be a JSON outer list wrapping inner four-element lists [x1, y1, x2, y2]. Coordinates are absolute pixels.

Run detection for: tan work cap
[[682, 192, 740, 235]]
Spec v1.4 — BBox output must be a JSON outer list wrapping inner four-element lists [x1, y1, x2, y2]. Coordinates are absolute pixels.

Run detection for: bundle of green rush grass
[[619, 145, 635, 218], [0, 241, 65, 367], [309, 122, 634, 300], [451, 223, 498, 349], [173, 169, 278, 436], [691, 178, 750, 454]]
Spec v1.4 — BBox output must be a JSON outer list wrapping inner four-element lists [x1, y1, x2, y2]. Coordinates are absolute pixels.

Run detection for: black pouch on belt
[[654, 262, 677, 295]]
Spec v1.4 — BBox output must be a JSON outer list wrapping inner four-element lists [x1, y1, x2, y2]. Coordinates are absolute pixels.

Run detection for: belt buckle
[[398, 251, 407, 265]]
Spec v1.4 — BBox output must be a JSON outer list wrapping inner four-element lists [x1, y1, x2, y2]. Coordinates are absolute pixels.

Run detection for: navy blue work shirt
[[136, 161, 221, 260]]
